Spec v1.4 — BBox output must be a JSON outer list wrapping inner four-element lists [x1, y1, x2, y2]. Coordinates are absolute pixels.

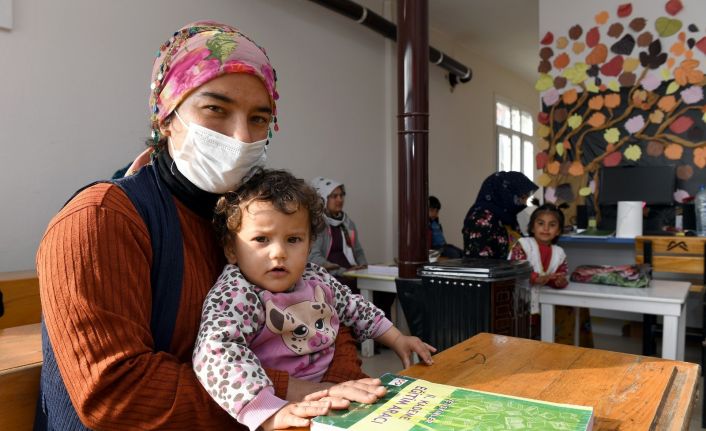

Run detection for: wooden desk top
[[0, 323, 42, 375], [400, 333, 698, 431]]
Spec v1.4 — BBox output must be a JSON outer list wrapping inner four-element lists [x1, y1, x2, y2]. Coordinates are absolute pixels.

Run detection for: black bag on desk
[[570, 264, 652, 288]]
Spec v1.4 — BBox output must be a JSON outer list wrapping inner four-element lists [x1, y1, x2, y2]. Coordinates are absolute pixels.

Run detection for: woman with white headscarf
[[309, 177, 367, 276]]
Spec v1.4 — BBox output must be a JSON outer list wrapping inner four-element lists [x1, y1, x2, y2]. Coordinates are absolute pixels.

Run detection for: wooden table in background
[[296, 333, 699, 430]]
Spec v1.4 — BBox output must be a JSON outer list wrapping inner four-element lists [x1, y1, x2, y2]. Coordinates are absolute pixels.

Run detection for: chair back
[[0, 271, 41, 330], [634, 236, 706, 293]]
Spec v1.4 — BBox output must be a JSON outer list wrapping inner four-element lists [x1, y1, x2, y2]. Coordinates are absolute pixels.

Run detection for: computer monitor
[[599, 166, 676, 205]]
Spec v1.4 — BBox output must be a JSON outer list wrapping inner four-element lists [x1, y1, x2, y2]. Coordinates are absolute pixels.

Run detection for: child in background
[[508, 203, 593, 346], [428, 196, 463, 258], [193, 168, 436, 431]]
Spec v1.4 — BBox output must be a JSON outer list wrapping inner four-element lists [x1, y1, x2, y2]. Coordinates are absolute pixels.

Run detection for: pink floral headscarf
[[148, 21, 279, 143]]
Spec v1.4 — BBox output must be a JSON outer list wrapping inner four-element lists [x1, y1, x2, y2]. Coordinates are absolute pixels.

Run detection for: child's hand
[[261, 400, 332, 431], [391, 334, 437, 368], [375, 327, 436, 368], [535, 275, 551, 286], [552, 275, 569, 289]]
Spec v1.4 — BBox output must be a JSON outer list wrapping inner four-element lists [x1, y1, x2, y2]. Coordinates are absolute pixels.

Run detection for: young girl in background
[[508, 203, 593, 347]]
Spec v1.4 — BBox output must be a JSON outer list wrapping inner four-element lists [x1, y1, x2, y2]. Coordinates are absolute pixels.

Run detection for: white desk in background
[[342, 266, 400, 358], [538, 279, 690, 360]]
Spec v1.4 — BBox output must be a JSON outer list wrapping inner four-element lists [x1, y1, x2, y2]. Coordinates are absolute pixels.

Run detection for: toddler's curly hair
[[213, 167, 326, 250]]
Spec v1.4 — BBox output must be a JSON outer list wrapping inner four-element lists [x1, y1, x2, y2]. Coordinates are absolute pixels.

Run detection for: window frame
[[494, 96, 536, 182]]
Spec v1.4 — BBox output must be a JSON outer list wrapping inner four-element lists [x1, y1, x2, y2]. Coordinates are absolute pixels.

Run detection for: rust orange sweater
[[36, 183, 366, 430]]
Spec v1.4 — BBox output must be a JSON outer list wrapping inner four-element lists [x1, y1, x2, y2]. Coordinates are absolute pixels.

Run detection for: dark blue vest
[[35, 165, 184, 430]]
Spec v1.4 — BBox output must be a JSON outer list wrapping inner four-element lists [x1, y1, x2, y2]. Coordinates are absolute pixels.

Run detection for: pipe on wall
[[307, 0, 472, 84]]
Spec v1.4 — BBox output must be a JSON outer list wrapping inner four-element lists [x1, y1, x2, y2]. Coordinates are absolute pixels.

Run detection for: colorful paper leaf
[[568, 161, 585, 176], [588, 95, 605, 110], [656, 17, 682, 38], [603, 151, 623, 167], [665, 143, 684, 160], [587, 112, 607, 128], [567, 114, 583, 129], [535, 74, 554, 91], [669, 116, 694, 134], [555, 143, 565, 157], [605, 93, 621, 108], [595, 11, 609, 25], [624, 144, 642, 161], [604, 128, 621, 144], [562, 89, 578, 105], [625, 115, 645, 134], [617, 3, 633, 18], [665, 0, 683, 16], [579, 187, 592, 197], [537, 173, 552, 187]]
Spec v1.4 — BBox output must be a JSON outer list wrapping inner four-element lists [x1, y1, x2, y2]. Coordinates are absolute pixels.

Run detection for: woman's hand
[[323, 263, 341, 271], [349, 264, 367, 271], [376, 327, 436, 368], [260, 400, 332, 431]]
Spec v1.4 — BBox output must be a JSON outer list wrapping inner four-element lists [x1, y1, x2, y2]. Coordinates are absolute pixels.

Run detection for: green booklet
[[311, 373, 594, 430]]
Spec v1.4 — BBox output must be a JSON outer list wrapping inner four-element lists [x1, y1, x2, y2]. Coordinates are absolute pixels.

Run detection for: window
[[496, 100, 534, 181]]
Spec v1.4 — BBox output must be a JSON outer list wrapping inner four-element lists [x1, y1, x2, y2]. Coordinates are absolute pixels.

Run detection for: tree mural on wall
[[535, 0, 706, 213]]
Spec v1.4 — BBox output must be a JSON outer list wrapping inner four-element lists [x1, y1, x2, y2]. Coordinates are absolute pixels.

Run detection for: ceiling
[[428, 0, 539, 83]]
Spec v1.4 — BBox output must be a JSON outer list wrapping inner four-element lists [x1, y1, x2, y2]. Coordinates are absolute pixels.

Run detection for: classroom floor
[[360, 320, 705, 430]]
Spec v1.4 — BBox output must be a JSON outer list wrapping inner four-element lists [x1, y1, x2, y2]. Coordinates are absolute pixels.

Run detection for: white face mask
[[168, 110, 268, 193]]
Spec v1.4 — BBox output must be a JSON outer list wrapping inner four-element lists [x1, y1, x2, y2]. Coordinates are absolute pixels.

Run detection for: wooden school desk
[[295, 332, 699, 430]]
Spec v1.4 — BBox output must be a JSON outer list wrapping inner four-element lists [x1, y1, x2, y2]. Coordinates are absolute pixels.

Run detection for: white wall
[[0, 0, 391, 271], [0, 0, 535, 272], [427, 29, 538, 249]]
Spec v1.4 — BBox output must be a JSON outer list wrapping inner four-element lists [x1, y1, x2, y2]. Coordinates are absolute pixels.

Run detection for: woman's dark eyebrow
[[196, 91, 272, 114]]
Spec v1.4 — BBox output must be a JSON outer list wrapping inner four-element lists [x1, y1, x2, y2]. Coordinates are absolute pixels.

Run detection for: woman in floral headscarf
[[36, 22, 383, 431], [462, 171, 538, 258]]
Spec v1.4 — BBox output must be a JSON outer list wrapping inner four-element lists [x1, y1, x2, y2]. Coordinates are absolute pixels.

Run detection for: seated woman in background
[[462, 171, 538, 258], [309, 177, 396, 324]]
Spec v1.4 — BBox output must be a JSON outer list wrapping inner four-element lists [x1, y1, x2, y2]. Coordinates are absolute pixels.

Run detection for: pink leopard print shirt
[[193, 263, 392, 430]]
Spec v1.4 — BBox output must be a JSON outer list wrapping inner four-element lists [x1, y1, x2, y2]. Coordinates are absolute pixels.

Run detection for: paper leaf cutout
[[585, 44, 608, 65], [623, 57, 640, 72], [538, 124, 551, 138], [647, 141, 664, 156], [696, 37, 706, 55], [586, 27, 600, 48], [540, 47, 554, 60], [554, 108, 568, 123], [535, 74, 554, 91], [588, 95, 605, 110], [611, 34, 635, 55], [607, 80, 621, 92], [543, 88, 560, 106], [554, 76, 568, 89], [666, 81, 680, 95], [579, 187, 592, 197], [595, 11, 609, 25], [681, 86, 704, 104], [631, 18, 647, 32], [562, 63, 589, 84], [640, 72, 661, 91], [538, 60, 552, 74], [604, 93, 621, 108], [674, 189, 690, 202], [604, 128, 621, 144], [649, 110, 665, 124], [603, 151, 623, 167], [656, 17, 682, 37], [536, 151, 549, 169], [608, 23, 624, 38], [658, 95, 677, 111], [601, 55, 624, 76], [568, 161, 585, 176], [538, 138, 550, 151], [537, 112, 550, 125], [567, 114, 583, 129], [544, 186, 557, 202], [562, 89, 578, 105], [617, 3, 632, 18], [665, 143, 684, 160], [694, 147, 706, 168], [547, 161, 561, 175], [553, 52, 570, 69], [555, 142, 565, 157], [585, 79, 600, 93], [573, 42, 586, 54], [556, 184, 574, 202], [665, 0, 683, 16], [677, 164, 694, 180], [588, 112, 607, 128], [637, 31, 653, 47], [541, 32, 554, 45], [557, 36, 569, 49], [625, 115, 645, 134], [619, 72, 636, 87], [624, 144, 642, 161], [669, 116, 694, 134], [537, 173, 552, 187], [569, 25, 583, 40]]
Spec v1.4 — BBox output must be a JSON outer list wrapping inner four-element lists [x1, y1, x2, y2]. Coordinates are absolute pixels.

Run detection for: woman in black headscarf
[[462, 171, 538, 258]]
